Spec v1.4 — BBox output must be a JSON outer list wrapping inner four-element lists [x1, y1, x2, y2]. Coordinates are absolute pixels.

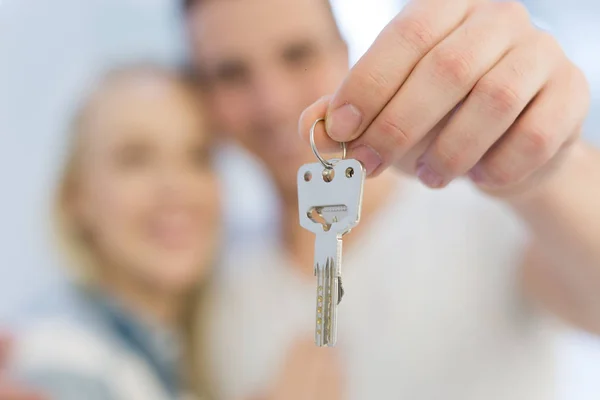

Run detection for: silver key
[[297, 158, 365, 347]]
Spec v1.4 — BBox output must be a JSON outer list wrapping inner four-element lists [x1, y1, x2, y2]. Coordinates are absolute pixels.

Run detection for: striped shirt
[[11, 287, 191, 400]]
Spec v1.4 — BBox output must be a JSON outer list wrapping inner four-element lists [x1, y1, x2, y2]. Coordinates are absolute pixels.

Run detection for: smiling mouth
[[148, 213, 198, 250]]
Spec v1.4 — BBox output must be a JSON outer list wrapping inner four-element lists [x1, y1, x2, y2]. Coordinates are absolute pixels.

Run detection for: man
[[185, 0, 600, 399]]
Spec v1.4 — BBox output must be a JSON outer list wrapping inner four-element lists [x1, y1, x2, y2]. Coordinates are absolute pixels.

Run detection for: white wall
[[0, 0, 185, 324]]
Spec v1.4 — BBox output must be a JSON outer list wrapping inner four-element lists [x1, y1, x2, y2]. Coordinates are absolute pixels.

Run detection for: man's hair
[[182, 0, 342, 39], [182, 0, 196, 11], [183, 0, 333, 13]]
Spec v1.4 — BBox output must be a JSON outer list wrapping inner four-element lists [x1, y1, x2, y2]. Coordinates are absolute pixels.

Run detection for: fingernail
[[350, 145, 382, 176], [416, 163, 446, 188], [326, 103, 362, 141], [467, 164, 484, 183]]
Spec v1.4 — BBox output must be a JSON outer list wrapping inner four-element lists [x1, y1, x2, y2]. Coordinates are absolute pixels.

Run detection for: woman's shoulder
[[9, 315, 120, 399], [12, 315, 172, 400], [12, 286, 119, 370], [13, 316, 122, 376]]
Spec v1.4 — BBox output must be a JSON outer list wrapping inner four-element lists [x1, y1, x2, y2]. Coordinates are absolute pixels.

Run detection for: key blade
[[315, 257, 339, 347], [314, 232, 342, 347]]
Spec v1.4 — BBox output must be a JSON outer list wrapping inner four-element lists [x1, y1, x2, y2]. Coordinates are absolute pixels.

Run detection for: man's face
[[187, 0, 349, 197]]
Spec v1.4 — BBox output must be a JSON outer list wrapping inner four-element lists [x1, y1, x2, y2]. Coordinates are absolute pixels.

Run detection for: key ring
[[310, 118, 347, 169]]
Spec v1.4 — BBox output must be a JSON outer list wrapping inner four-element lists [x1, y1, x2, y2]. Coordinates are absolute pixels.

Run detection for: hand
[[257, 338, 343, 400], [300, 0, 590, 198], [0, 334, 46, 400]]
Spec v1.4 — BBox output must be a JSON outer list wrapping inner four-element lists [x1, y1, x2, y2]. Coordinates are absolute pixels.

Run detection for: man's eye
[[190, 145, 212, 169], [283, 44, 316, 67], [215, 62, 249, 85]]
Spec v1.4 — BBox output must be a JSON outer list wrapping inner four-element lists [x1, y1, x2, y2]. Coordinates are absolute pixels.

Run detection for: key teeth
[[314, 256, 340, 347]]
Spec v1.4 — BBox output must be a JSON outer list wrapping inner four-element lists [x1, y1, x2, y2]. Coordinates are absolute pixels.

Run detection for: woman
[[10, 64, 220, 400], [8, 63, 343, 400]]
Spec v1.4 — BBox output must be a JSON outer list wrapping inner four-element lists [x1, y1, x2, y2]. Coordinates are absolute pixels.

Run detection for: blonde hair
[[53, 63, 214, 399]]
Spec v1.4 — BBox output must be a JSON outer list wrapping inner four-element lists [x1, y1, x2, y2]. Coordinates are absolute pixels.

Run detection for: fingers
[[354, 1, 532, 176], [326, 0, 480, 143], [416, 29, 560, 187], [301, 0, 587, 188], [301, 96, 385, 172], [469, 61, 590, 191]]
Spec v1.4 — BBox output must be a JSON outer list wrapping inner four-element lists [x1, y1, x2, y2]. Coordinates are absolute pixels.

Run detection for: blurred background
[[0, 0, 599, 399]]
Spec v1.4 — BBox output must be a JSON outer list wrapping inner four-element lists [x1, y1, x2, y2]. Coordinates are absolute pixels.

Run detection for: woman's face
[[71, 73, 220, 295]]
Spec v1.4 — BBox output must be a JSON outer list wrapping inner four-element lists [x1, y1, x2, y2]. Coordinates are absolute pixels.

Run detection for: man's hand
[[0, 334, 45, 400], [255, 338, 343, 400], [300, 0, 589, 198]]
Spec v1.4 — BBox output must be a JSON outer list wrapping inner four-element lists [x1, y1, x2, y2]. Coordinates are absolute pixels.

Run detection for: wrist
[[506, 139, 589, 210]]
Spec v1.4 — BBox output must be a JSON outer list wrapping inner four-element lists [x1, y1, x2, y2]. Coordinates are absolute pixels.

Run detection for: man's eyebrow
[[281, 39, 318, 56]]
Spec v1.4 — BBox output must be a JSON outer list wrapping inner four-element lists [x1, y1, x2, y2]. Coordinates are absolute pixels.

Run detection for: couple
[[7, 0, 600, 399]]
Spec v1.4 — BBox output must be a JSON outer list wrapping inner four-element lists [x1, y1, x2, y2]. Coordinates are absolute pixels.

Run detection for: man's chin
[[267, 151, 308, 172], [269, 162, 302, 202], [254, 150, 315, 199]]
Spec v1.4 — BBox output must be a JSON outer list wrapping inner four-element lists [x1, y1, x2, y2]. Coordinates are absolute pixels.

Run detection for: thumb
[[299, 95, 343, 155]]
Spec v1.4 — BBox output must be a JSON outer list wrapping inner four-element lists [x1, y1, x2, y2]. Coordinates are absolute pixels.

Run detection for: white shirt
[[207, 178, 558, 400]]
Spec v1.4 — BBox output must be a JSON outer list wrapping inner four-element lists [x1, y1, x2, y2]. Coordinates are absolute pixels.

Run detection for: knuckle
[[430, 46, 474, 88], [535, 31, 560, 53], [390, 15, 435, 58], [569, 63, 591, 98], [533, 31, 564, 64], [555, 63, 590, 119], [364, 68, 391, 94], [494, 1, 530, 22], [376, 115, 412, 150], [351, 65, 390, 103], [520, 125, 553, 160], [473, 78, 523, 117]]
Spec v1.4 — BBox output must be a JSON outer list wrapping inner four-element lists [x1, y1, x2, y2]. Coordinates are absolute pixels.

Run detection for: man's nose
[[251, 68, 299, 123]]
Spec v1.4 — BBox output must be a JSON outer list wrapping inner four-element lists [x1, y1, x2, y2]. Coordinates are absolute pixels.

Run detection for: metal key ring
[[309, 118, 347, 169]]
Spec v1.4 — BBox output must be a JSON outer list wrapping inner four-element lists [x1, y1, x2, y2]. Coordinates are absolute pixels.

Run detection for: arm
[[512, 142, 600, 334], [299, 0, 597, 334]]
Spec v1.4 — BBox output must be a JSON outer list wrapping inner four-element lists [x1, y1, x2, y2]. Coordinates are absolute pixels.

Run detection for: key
[[297, 158, 365, 347]]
